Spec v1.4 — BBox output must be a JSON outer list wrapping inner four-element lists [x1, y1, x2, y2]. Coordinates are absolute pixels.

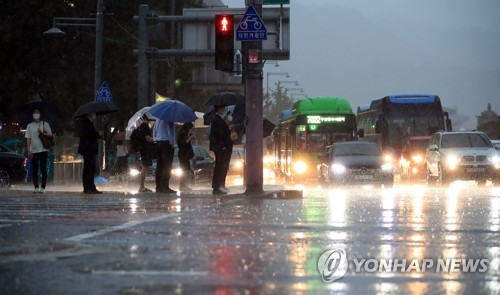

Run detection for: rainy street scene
[[1, 0, 500, 294]]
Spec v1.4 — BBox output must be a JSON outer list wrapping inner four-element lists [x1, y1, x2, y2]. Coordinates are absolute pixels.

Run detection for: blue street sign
[[95, 81, 113, 102], [236, 5, 267, 41]]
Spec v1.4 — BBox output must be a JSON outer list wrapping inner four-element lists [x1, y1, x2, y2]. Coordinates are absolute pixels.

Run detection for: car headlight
[[293, 161, 307, 174], [331, 163, 346, 174], [381, 163, 392, 171], [171, 168, 183, 176], [446, 155, 459, 170], [263, 156, 274, 165], [234, 160, 243, 169], [384, 154, 392, 162], [490, 155, 500, 164], [411, 155, 423, 163], [129, 168, 140, 177]]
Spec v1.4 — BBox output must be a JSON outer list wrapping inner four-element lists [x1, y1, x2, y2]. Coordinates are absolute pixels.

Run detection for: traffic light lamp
[[215, 14, 234, 72]]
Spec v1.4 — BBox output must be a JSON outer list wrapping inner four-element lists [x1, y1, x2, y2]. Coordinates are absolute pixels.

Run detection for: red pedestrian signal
[[215, 14, 234, 72]]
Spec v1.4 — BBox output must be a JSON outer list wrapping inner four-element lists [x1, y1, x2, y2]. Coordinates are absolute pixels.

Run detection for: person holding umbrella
[[147, 100, 198, 194], [25, 108, 53, 193], [209, 105, 233, 195], [78, 112, 102, 194], [153, 119, 177, 194]]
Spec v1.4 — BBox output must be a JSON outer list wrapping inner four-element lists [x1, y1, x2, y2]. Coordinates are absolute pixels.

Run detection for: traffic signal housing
[[215, 14, 234, 72]]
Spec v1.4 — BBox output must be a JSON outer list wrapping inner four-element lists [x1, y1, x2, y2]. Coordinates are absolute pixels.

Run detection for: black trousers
[[212, 147, 230, 189], [179, 157, 191, 188], [155, 141, 174, 192], [82, 154, 97, 192], [32, 151, 48, 189]]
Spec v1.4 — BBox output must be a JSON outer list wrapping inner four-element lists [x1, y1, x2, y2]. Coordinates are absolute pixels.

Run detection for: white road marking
[[0, 224, 11, 228], [0, 247, 108, 264], [65, 197, 244, 242]]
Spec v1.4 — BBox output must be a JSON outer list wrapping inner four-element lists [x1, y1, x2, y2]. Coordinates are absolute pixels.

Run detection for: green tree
[[263, 82, 295, 123]]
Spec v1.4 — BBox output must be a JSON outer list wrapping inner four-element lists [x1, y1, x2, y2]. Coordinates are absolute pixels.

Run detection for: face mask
[[227, 115, 233, 122], [33, 114, 40, 120]]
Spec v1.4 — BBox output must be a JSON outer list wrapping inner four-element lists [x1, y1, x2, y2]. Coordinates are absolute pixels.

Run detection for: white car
[[492, 140, 500, 151], [425, 131, 500, 185]]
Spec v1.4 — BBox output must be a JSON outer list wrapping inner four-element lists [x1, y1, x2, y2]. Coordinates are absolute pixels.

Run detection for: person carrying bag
[[25, 108, 53, 194]]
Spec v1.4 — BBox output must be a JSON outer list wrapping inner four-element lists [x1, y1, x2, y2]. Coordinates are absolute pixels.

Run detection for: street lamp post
[[278, 80, 299, 86], [284, 87, 304, 93], [44, 0, 104, 96], [44, 0, 105, 173], [266, 72, 289, 94]]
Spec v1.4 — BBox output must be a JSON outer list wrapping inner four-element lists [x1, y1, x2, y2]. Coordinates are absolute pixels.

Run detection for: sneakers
[[138, 187, 153, 193], [220, 187, 229, 192], [33, 187, 45, 194]]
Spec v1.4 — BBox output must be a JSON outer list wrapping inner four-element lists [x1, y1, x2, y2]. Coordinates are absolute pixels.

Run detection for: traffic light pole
[[244, 0, 264, 193]]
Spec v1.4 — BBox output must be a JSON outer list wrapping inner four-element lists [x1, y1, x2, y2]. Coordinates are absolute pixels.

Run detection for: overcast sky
[[226, 0, 500, 129]]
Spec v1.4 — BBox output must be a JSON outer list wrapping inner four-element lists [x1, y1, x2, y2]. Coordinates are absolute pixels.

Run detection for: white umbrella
[[125, 106, 156, 139]]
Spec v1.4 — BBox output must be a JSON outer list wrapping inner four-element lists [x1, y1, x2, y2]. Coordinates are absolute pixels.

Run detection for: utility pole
[[244, 0, 264, 193]]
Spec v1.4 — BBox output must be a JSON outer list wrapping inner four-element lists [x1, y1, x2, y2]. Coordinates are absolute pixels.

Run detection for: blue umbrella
[[147, 100, 197, 123]]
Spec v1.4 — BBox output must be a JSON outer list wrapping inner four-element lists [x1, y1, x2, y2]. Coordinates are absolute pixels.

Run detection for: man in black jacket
[[78, 112, 102, 194], [209, 106, 233, 195]]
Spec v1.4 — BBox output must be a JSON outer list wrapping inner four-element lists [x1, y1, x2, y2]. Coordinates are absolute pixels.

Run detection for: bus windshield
[[296, 131, 350, 152], [388, 115, 441, 147]]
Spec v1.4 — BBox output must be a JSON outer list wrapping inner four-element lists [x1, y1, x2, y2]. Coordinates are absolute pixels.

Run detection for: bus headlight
[[446, 155, 459, 170], [331, 163, 346, 174], [381, 163, 392, 171], [490, 155, 500, 164], [293, 161, 307, 174], [129, 168, 140, 177], [411, 155, 423, 163]]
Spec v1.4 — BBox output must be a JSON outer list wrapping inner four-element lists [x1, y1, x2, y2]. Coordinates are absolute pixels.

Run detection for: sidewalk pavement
[[6, 179, 302, 199]]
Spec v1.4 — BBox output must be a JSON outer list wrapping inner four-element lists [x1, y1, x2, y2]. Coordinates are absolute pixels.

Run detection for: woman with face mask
[[25, 108, 53, 193]]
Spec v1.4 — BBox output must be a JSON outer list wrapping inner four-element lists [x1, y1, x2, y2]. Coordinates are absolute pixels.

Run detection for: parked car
[[425, 131, 500, 186], [128, 144, 215, 187], [0, 143, 27, 187], [400, 136, 431, 180], [318, 142, 394, 187]]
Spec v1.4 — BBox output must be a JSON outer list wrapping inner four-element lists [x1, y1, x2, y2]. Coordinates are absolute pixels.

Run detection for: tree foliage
[[263, 82, 295, 123]]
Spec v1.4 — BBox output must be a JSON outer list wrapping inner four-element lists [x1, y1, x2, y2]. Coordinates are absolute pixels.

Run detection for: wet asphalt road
[[0, 182, 499, 294]]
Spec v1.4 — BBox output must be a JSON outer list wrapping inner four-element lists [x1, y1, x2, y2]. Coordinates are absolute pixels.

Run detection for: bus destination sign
[[306, 115, 346, 124]]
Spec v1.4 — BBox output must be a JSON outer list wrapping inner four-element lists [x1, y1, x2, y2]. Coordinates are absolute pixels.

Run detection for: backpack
[[129, 128, 144, 152]]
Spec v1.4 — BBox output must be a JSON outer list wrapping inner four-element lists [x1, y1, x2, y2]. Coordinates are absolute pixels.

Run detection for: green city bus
[[273, 97, 357, 182]]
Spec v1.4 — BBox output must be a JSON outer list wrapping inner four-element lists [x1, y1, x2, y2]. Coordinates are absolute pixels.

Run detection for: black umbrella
[[18, 101, 64, 132], [204, 91, 245, 107], [73, 101, 119, 119], [203, 104, 246, 126]]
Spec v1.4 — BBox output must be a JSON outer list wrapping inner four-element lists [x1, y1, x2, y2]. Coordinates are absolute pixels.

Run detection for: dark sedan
[[0, 144, 27, 187], [128, 144, 215, 187], [318, 142, 393, 187]]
